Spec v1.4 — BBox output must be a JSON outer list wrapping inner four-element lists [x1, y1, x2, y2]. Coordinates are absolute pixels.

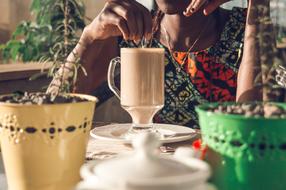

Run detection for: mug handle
[[107, 57, 121, 99]]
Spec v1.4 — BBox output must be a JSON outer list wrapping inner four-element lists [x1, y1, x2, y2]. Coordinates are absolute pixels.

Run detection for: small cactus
[[255, 3, 285, 102]]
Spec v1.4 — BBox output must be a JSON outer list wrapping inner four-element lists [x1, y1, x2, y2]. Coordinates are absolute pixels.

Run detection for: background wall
[[83, 0, 106, 21], [0, 0, 31, 43], [0, 0, 32, 31]]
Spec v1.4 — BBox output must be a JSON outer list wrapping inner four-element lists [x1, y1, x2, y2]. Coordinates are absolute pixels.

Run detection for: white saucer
[[90, 123, 197, 144]]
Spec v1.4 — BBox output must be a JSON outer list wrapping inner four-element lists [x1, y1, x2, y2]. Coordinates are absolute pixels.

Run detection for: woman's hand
[[184, 0, 230, 16], [82, 0, 152, 44]]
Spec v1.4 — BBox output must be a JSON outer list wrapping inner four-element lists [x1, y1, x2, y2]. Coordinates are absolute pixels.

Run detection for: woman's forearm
[[236, 0, 271, 102], [74, 30, 119, 94], [47, 0, 154, 97], [47, 29, 119, 95]]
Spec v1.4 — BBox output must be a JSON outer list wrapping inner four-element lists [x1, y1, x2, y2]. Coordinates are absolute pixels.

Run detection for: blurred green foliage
[[0, 0, 85, 63]]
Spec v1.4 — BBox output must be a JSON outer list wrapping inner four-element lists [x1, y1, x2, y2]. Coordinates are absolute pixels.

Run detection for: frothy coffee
[[120, 48, 165, 124]]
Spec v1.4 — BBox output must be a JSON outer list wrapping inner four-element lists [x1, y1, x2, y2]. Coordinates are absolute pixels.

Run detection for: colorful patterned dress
[[95, 7, 246, 129], [152, 8, 246, 128]]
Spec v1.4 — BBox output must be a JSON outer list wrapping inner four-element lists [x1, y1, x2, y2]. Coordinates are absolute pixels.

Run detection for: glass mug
[[108, 48, 165, 135]]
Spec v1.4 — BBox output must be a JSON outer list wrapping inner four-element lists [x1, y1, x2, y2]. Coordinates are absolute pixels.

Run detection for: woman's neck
[[160, 9, 222, 52]]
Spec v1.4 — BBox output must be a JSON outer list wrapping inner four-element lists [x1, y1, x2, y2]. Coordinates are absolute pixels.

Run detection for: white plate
[[90, 123, 197, 144]]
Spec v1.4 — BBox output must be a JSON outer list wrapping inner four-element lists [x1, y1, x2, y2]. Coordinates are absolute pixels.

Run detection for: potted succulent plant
[[196, 1, 286, 190], [0, 92, 96, 190], [0, 1, 97, 190]]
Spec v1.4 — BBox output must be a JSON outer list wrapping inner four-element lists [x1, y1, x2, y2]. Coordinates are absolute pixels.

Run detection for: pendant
[[176, 67, 181, 73]]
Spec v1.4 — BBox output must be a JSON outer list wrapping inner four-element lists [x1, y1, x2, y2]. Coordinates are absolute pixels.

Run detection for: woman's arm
[[236, 0, 271, 102], [46, 0, 152, 97], [73, 34, 119, 94]]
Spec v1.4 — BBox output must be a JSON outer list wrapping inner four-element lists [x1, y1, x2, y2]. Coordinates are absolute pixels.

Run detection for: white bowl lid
[[94, 133, 196, 184]]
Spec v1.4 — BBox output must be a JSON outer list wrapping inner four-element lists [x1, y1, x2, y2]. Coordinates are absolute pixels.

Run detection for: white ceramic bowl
[[77, 133, 215, 190]]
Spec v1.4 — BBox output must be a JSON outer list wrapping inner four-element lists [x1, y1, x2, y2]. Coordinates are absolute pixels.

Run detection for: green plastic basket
[[196, 102, 286, 190]]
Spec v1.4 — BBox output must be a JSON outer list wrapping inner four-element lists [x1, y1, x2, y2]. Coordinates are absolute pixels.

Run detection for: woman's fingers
[[184, 0, 197, 16], [94, 0, 152, 41], [184, 0, 208, 17], [184, 0, 230, 16], [193, 0, 208, 14], [142, 9, 153, 40], [101, 9, 130, 40], [135, 12, 144, 42], [203, 0, 229, 15], [133, 1, 153, 40], [109, 0, 151, 41], [110, 2, 137, 40]]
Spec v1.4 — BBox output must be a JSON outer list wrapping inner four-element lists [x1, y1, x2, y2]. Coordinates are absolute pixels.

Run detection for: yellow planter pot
[[0, 94, 97, 190]]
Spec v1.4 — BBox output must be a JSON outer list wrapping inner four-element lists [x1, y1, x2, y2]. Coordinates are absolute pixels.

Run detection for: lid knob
[[133, 133, 161, 158]]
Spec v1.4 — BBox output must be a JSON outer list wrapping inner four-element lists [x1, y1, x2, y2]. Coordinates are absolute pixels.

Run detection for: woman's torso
[[94, 7, 246, 128], [120, 7, 246, 128]]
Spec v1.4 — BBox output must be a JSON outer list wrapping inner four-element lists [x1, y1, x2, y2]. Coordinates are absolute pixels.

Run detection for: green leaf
[[12, 22, 29, 38], [0, 44, 5, 50], [29, 71, 48, 81], [6, 40, 24, 60], [30, 0, 41, 14]]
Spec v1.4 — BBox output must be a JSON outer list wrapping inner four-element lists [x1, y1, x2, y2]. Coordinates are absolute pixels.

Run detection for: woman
[[48, 0, 271, 128]]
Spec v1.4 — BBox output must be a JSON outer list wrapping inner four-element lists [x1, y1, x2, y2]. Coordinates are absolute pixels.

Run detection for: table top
[[0, 123, 200, 189], [86, 122, 199, 159], [0, 156, 7, 189], [86, 135, 198, 160]]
